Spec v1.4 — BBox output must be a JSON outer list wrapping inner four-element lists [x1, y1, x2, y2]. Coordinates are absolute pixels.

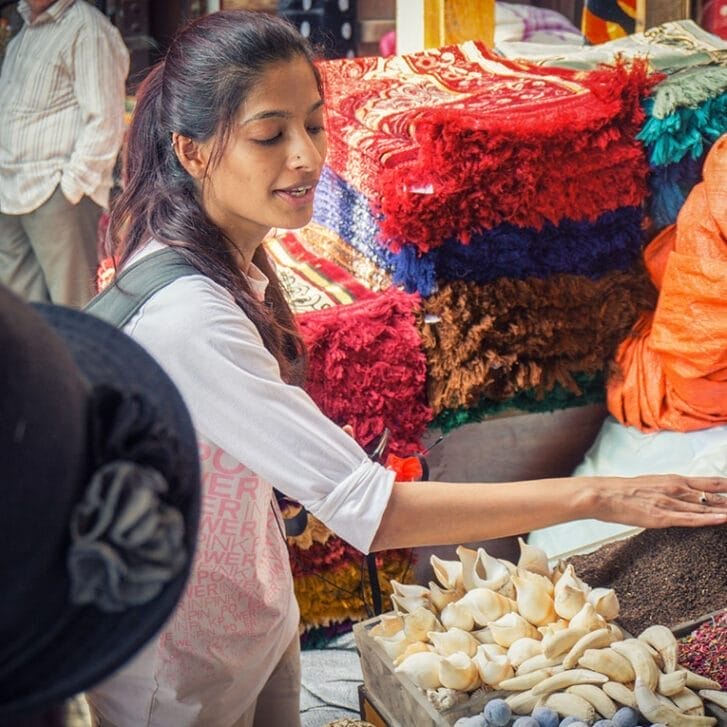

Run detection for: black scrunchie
[[88, 385, 180, 479]]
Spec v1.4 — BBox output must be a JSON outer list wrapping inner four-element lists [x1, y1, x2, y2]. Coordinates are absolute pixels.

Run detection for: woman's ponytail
[[107, 62, 170, 262], [123, 63, 167, 194]]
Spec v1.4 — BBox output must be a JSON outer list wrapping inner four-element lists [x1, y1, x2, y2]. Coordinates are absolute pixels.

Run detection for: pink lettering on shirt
[[154, 437, 295, 694]]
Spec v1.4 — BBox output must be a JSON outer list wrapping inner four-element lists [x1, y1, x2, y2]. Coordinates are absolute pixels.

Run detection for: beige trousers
[[0, 186, 101, 308], [231, 634, 302, 727], [89, 635, 301, 727]]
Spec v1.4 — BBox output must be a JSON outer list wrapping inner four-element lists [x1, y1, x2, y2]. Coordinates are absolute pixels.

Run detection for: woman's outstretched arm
[[369, 475, 727, 551]]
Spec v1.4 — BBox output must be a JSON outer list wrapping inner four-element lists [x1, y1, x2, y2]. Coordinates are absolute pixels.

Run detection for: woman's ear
[[172, 133, 209, 180]]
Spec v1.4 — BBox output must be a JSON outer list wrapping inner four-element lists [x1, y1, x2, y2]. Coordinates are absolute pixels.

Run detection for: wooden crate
[[354, 610, 727, 727], [353, 609, 727, 726], [353, 613, 505, 727], [359, 684, 395, 727]]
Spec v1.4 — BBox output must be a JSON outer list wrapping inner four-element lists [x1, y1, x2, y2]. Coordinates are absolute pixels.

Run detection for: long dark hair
[[108, 11, 321, 383]]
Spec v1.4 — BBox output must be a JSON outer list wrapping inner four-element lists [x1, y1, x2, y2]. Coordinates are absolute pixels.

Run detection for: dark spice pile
[[679, 611, 727, 689], [566, 525, 727, 635]]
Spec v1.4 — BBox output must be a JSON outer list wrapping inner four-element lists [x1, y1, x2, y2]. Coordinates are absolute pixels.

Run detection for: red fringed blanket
[[319, 41, 655, 251], [298, 287, 432, 454]]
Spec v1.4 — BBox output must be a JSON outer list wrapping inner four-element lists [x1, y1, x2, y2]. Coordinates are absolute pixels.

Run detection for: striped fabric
[[0, 0, 129, 214], [581, 0, 636, 44]]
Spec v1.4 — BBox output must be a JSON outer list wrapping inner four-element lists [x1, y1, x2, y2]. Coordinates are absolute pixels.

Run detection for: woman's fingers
[[680, 477, 727, 507], [646, 510, 727, 528], [691, 476, 727, 493], [656, 496, 727, 515], [638, 475, 727, 504], [601, 475, 727, 529], [701, 491, 727, 505], [654, 474, 727, 494], [677, 490, 727, 507], [643, 492, 727, 527]]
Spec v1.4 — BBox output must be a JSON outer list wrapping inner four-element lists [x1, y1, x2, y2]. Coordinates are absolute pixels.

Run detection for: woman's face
[[200, 55, 327, 253]]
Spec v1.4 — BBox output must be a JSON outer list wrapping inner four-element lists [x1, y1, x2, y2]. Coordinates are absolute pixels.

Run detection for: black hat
[[0, 286, 200, 719]]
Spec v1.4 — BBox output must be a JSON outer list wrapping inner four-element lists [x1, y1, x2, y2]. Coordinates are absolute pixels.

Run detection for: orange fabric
[[607, 134, 727, 432], [385, 453, 425, 482]]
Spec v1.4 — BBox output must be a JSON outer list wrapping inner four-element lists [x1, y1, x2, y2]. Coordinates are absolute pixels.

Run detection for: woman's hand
[[588, 474, 727, 529]]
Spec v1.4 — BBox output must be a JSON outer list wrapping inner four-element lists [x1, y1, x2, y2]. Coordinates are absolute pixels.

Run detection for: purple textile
[[496, 2, 583, 43]]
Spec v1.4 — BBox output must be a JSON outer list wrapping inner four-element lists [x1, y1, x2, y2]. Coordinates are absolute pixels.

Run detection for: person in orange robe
[[608, 133, 727, 432]]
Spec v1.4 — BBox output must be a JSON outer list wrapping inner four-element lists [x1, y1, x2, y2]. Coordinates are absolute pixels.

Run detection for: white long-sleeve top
[[89, 241, 395, 726], [0, 0, 129, 214]]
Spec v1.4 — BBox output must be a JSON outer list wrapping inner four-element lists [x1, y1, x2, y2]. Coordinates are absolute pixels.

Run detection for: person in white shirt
[[85, 10, 727, 727], [0, 0, 129, 307]]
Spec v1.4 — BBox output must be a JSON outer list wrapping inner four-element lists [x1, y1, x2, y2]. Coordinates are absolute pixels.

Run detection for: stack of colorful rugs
[[305, 40, 656, 433], [278, 42, 663, 642], [268, 33, 724, 644], [494, 19, 727, 231]]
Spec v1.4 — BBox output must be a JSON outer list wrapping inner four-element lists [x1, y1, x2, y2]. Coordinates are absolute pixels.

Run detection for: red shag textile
[[289, 535, 358, 578], [420, 267, 657, 413], [298, 287, 432, 454], [319, 41, 655, 251], [288, 534, 411, 580]]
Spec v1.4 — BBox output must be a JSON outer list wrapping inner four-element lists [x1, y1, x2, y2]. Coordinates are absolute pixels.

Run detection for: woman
[[87, 10, 727, 727]]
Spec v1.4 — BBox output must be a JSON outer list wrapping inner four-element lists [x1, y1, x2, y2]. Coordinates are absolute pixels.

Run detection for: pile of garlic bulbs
[[369, 539, 726, 725]]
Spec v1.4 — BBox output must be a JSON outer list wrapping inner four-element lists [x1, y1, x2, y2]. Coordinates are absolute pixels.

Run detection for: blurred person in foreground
[[0, 284, 200, 726]]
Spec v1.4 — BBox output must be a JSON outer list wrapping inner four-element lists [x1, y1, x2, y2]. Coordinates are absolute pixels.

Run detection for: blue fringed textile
[[648, 152, 706, 228], [313, 165, 646, 296], [638, 92, 727, 167], [399, 209, 646, 293], [639, 92, 727, 229]]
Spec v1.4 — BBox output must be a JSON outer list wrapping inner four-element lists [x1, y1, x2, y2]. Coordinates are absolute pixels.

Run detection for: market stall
[[271, 12, 727, 725], [81, 3, 727, 725]]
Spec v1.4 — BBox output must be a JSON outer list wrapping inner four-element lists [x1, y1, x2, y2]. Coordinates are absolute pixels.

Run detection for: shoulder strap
[[86, 246, 310, 539], [85, 248, 199, 328]]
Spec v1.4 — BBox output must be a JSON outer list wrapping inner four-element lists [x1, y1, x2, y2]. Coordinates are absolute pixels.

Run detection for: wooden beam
[[635, 0, 691, 32], [424, 0, 494, 48], [397, 0, 494, 53]]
